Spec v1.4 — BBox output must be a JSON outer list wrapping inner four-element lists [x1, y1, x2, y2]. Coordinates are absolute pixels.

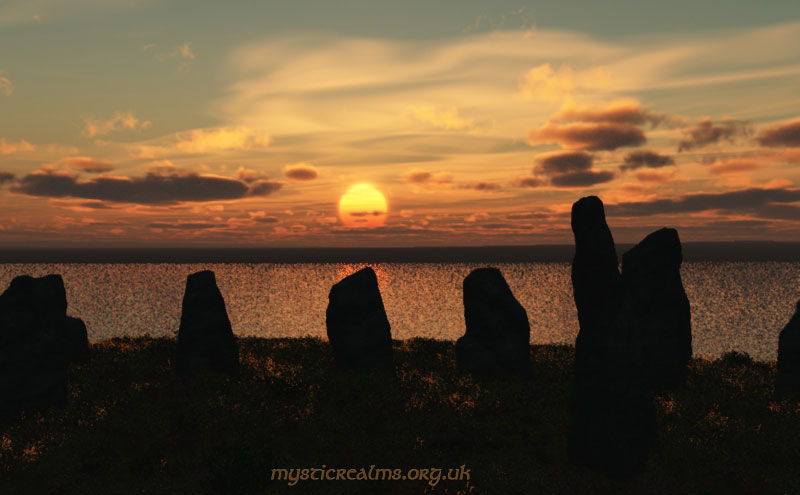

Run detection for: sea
[[1, 258, 798, 361]]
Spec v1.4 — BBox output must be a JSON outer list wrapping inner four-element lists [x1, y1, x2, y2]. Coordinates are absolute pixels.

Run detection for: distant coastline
[[1, 241, 799, 263]]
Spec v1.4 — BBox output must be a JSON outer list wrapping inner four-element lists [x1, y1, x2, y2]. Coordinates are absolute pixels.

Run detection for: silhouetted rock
[[456, 267, 531, 378], [326, 267, 393, 372], [65, 316, 90, 364], [571, 196, 622, 341], [776, 300, 800, 400], [0, 274, 88, 420], [176, 270, 239, 376], [621, 228, 691, 391], [568, 196, 657, 478]]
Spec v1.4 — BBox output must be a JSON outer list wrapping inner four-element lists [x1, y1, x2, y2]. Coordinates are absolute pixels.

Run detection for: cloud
[[283, 163, 319, 181], [535, 150, 593, 174], [466, 212, 489, 222], [526, 149, 615, 187], [150, 42, 197, 69], [78, 201, 113, 209], [550, 170, 615, 187], [236, 166, 270, 183], [0, 137, 34, 155], [505, 212, 550, 220], [553, 99, 668, 127], [176, 42, 195, 60], [635, 170, 674, 184], [11, 168, 281, 205], [0, 171, 15, 184], [518, 63, 609, 102], [528, 122, 646, 151], [779, 148, 800, 164], [173, 126, 270, 154], [61, 157, 114, 173], [620, 150, 675, 171], [81, 111, 151, 138], [511, 176, 546, 188], [606, 187, 800, 217], [709, 158, 759, 175], [677, 117, 752, 151], [757, 119, 800, 147], [248, 180, 283, 196], [0, 71, 13, 96], [460, 181, 500, 192], [412, 107, 474, 130], [404, 168, 452, 185], [254, 216, 279, 223], [148, 221, 225, 230]]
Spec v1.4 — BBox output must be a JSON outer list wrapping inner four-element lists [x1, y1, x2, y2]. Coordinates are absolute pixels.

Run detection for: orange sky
[[1, 3, 799, 247]]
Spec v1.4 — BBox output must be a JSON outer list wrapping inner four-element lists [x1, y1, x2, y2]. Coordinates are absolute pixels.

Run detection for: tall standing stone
[[621, 228, 692, 391], [176, 270, 239, 377], [0, 274, 89, 420], [775, 300, 800, 400], [456, 267, 531, 378], [568, 196, 657, 478], [326, 267, 393, 372]]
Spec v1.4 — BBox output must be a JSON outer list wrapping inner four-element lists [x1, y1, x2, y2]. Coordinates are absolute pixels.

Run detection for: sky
[[1, 0, 800, 247]]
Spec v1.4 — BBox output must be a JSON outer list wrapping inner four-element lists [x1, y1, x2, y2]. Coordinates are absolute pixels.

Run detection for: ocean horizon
[[1, 241, 800, 263]]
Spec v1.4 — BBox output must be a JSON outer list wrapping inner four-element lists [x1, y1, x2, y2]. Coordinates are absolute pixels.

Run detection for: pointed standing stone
[[456, 267, 531, 378], [176, 270, 239, 376], [326, 267, 393, 372]]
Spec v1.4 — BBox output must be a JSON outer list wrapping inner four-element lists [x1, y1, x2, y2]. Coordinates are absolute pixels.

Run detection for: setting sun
[[338, 183, 388, 228]]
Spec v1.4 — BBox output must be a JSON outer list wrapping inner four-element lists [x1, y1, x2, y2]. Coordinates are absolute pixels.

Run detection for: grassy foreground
[[1, 338, 799, 494]]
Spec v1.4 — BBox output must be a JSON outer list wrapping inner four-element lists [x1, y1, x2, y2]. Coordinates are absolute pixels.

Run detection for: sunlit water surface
[[1, 262, 798, 361]]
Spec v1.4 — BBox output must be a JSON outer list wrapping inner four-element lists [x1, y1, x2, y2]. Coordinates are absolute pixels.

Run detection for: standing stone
[[621, 228, 692, 391], [775, 300, 800, 400], [326, 267, 393, 372], [176, 270, 239, 376], [0, 274, 89, 419], [456, 267, 531, 378], [568, 196, 657, 478]]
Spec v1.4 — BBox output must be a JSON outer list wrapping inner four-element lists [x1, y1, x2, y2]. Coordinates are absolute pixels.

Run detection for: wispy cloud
[[133, 126, 270, 157], [0, 71, 13, 96], [81, 111, 151, 138], [0, 137, 34, 155], [518, 63, 610, 102], [677, 117, 752, 152], [411, 107, 474, 130], [149, 42, 197, 70]]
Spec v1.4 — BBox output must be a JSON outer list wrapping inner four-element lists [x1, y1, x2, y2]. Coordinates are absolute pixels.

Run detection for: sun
[[338, 183, 388, 228]]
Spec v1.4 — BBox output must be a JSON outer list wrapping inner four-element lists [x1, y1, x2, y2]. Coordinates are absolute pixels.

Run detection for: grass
[[1, 337, 799, 494]]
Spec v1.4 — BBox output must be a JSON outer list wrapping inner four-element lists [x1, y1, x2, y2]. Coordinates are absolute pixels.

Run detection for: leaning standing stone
[[176, 270, 239, 376], [456, 267, 531, 378], [775, 300, 800, 400], [326, 267, 393, 372]]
